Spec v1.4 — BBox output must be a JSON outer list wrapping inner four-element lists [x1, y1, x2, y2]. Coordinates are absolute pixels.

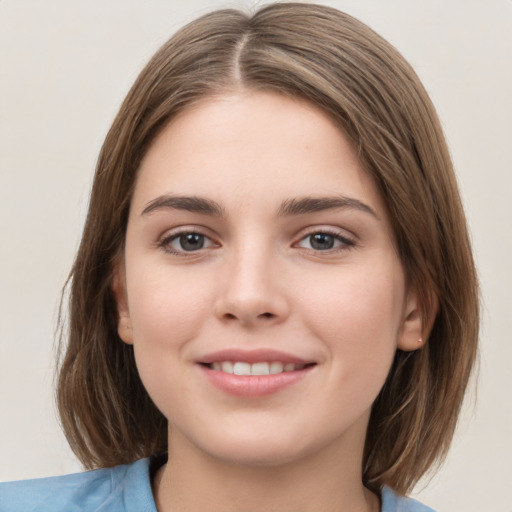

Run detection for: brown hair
[[57, 3, 479, 494]]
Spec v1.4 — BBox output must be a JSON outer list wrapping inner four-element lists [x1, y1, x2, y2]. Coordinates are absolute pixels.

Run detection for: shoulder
[[0, 458, 156, 512], [381, 486, 436, 512]]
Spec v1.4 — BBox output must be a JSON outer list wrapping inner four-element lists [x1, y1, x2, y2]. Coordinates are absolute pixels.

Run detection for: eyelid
[[293, 226, 356, 252], [157, 226, 219, 256], [155, 225, 356, 256]]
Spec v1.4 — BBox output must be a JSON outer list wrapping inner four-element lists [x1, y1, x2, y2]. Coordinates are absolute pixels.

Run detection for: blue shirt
[[0, 457, 435, 511]]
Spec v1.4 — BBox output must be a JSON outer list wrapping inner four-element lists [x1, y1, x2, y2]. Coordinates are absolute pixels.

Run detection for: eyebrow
[[141, 194, 378, 220], [142, 195, 226, 217], [277, 196, 379, 219]]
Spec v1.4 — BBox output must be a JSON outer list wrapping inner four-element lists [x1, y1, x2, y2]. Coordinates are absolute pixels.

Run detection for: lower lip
[[199, 365, 314, 397]]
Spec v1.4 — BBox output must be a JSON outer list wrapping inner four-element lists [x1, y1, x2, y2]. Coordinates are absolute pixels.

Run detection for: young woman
[[0, 3, 478, 511]]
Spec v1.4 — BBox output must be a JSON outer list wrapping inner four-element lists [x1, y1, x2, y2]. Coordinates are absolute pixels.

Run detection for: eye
[[161, 231, 216, 254], [296, 231, 354, 252]]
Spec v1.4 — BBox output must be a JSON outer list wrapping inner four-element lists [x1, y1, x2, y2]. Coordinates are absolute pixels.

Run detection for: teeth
[[233, 362, 251, 375], [251, 362, 270, 375], [221, 361, 234, 374], [269, 362, 284, 374], [209, 361, 307, 375]]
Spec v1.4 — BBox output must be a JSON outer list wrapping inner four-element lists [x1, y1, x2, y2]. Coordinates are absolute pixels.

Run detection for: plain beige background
[[1, 1, 511, 510]]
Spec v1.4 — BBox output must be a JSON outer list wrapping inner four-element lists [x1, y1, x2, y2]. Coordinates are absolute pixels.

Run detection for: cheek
[[125, 265, 211, 389], [125, 266, 214, 419], [300, 260, 405, 367], [127, 265, 212, 344]]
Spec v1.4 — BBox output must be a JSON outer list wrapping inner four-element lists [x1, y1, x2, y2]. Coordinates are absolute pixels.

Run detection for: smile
[[197, 349, 316, 396], [206, 361, 310, 375]]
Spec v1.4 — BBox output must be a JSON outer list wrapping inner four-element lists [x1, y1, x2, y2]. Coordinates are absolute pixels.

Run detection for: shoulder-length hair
[[57, 2, 479, 494]]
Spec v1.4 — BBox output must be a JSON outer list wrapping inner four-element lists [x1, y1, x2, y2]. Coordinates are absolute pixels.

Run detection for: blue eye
[[163, 232, 215, 253], [308, 233, 336, 250], [298, 232, 354, 251]]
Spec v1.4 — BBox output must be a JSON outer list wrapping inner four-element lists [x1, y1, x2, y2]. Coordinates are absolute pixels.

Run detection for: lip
[[196, 349, 316, 397], [197, 348, 311, 365]]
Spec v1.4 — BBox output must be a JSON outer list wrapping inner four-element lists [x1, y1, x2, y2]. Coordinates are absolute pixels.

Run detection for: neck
[[153, 428, 380, 512]]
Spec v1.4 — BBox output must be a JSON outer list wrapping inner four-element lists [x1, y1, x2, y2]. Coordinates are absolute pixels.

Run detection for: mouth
[[201, 361, 315, 376], [197, 349, 317, 396]]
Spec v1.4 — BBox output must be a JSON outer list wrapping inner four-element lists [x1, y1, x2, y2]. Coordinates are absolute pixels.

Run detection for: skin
[[114, 91, 424, 512]]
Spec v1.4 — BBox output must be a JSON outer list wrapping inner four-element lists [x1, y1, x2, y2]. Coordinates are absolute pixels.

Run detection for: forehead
[[133, 91, 388, 218]]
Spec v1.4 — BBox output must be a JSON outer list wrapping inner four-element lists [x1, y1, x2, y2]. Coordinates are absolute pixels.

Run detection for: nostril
[[260, 312, 274, 319]]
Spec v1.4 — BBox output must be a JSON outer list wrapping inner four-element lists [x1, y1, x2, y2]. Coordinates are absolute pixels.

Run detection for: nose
[[213, 247, 290, 327]]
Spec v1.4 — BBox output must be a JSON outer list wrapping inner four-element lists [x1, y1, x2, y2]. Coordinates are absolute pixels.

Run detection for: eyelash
[[295, 229, 356, 253], [157, 228, 356, 256], [158, 229, 216, 256]]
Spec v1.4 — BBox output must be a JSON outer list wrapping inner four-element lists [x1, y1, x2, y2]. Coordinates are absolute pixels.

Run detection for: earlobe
[[397, 288, 439, 352], [112, 266, 134, 345]]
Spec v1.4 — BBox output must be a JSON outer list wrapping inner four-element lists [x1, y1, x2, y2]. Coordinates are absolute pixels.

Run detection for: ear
[[397, 287, 438, 351], [112, 264, 134, 345]]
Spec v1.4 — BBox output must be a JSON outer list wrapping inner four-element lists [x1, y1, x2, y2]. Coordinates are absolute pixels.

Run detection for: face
[[115, 91, 422, 468]]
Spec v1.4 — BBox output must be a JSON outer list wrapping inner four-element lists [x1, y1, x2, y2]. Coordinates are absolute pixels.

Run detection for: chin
[[197, 428, 319, 469], [212, 446, 304, 468]]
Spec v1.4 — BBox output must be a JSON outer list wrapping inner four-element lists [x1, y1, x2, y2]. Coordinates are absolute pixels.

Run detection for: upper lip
[[198, 348, 313, 365]]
